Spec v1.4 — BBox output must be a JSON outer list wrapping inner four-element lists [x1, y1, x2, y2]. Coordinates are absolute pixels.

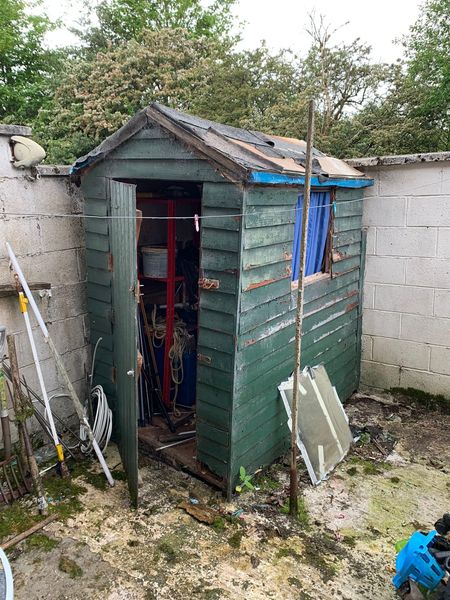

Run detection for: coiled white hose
[[80, 385, 112, 454]]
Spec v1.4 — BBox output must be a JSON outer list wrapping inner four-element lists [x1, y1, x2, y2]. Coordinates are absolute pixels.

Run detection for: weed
[[235, 466, 254, 493], [390, 476, 400, 484], [347, 467, 358, 476]]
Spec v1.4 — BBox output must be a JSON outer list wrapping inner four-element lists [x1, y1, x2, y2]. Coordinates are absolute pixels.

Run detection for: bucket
[[142, 247, 169, 278]]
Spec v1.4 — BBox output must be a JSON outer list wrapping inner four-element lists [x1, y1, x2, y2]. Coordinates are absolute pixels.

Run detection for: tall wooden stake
[[290, 99, 315, 516]]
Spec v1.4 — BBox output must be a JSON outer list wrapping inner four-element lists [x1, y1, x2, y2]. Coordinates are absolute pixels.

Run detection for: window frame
[[290, 188, 334, 290]]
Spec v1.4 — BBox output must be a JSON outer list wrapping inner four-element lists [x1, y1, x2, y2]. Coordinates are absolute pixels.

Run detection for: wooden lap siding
[[230, 186, 364, 486], [82, 126, 239, 485], [196, 182, 244, 482], [82, 173, 118, 426]]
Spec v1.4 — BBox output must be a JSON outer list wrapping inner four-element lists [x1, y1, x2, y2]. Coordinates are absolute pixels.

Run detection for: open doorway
[[122, 180, 221, 487]]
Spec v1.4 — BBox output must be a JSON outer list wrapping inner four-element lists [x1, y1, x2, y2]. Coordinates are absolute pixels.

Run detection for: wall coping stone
[[346, 152, 450, 168]]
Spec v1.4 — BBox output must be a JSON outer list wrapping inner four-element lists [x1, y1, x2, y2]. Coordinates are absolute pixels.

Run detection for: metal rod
[[290, 99, 315, 517]]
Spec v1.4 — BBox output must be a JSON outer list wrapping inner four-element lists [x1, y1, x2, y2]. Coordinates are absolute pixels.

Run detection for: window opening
[[292, 190, 332, 280]]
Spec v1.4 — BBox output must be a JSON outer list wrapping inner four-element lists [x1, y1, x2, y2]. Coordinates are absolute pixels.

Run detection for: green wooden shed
[[71, 103, 373, 504]]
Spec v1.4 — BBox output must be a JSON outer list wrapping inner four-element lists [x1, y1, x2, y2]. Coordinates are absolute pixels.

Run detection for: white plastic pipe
[[22, 308, 60, 448], [6, 243, 49, 337]]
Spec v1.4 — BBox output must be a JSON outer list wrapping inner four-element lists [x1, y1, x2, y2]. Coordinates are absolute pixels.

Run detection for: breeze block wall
[[347, 153, 450, 398], [0, 125, 89, 442]]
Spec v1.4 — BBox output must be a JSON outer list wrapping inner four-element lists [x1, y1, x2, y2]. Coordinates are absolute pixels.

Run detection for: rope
[[151, 305, 191, 414]]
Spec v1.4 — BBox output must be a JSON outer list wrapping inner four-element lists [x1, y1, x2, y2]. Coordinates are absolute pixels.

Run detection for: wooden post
[[290, 99, 315, 516], [7, 334, 48, 514]]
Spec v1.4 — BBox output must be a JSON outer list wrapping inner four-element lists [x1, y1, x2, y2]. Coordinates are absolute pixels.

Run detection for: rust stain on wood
[[245, 278, 278, 291], [198, 277, 220, 290], [345, 301, 359, 313]]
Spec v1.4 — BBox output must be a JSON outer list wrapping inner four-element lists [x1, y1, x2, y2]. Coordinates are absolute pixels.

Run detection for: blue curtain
[[292, 191, 331, 279]]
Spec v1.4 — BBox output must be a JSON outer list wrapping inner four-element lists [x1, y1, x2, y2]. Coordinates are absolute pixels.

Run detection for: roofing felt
[[71, 102, 365, 182]]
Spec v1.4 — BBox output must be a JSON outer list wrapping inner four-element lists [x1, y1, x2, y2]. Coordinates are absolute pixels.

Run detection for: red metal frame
[[163, 199, 176, 408], [137, 195, 201, 408]]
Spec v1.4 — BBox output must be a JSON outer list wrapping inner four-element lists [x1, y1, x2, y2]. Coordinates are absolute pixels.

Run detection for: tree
[[401, 0, 450, 150], [34, 28, 227, 162], [75, 0, 236, 53], [0, 0, 62, 124], [253, 14, 388, 156]]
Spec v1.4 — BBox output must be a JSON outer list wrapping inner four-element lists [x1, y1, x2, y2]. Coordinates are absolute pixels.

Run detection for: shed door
[[109, 180, 139, 506]]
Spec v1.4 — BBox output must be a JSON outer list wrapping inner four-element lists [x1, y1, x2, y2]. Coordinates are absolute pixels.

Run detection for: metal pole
[[290, 99, 315, 516]]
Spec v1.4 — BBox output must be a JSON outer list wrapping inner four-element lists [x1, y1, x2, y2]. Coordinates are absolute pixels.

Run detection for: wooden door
[[109, 180, 139, 506]]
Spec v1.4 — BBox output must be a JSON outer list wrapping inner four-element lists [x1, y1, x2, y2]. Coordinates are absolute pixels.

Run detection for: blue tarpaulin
[[292, 191, 331, 279]]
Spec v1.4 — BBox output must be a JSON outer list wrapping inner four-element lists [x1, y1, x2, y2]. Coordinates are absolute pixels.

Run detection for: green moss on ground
[[26, 533, 59, 551], [280, 496, 309, 527], [391, 387, 450, 414], [227, 530, 243, 549], [59, 555, 83, 578]]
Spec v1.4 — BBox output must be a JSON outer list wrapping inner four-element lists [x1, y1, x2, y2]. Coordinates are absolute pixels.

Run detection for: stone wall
[[0, 125, 89, 442], [348, 153, 450, 397]]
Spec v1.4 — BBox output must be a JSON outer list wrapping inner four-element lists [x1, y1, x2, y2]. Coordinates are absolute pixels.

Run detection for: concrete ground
[[5, 392, 450, 600]]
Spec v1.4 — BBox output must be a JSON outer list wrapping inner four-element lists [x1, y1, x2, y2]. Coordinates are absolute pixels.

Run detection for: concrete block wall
[[0, 125, 89, 443], [354, 156, 450, 397]]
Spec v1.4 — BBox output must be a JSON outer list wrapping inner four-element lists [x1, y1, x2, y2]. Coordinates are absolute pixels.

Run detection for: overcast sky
[[43, 0, 422, 63]]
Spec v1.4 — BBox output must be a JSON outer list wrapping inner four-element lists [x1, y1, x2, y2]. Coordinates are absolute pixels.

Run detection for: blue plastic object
[[393, 530, 445, 591]]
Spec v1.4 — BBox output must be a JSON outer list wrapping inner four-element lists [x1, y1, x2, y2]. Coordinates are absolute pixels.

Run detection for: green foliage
[[235, 466, 254, 493], [0, 0, 63, 124], [75, 0, 237, 53]]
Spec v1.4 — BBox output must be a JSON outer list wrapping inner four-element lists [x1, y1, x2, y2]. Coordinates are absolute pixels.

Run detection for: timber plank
[[87, 282, 112, 303], [197, 345, 234, 373], [334, 215, 362, 233], [239, 293, 292, 334], [198, 327, 235, 354], [242, 241, 292, 270], [197, 402, 230, 430], [240, 277, 290, 312], [87, 268, 112, 287], [110, 138, 197, 160], [197, 420, 229, 447], [85, 232, 109, 253], [86, 249, 110, 270], [94, 158, 224, 182], [197, 382, 233, 411], [245, 187, 300, 206], [199, 289, 238, 315], [197, 364, 233, 392], [202, 182, 243, 209], [201, 249, 239, 271], [198, 308, 235, 334], [244, 205, 296, 229], [201, 207, 241, 231], [202, 228, 239, 252], [241, 260, 291, 291], [243, 223, 294, 249]]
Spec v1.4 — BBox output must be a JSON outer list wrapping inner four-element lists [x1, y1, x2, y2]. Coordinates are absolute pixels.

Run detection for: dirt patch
[[4, 394, 450, 600]]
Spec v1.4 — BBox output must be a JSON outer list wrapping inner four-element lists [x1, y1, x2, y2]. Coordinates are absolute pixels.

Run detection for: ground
[[2, 391, 450, 600]]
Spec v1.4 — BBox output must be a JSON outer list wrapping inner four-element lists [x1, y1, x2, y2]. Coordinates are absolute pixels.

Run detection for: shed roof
[[71, 103, 370, 187]]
